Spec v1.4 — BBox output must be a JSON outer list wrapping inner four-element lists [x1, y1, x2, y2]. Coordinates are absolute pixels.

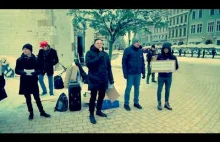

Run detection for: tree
[[67, 9, 168, 60]]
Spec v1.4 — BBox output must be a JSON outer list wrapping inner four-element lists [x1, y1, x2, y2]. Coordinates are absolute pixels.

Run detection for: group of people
[[1, 41, 59, 120], [85, 38, 179, 124], [178, 48, 217, 59], [1, 38, 179, 125]]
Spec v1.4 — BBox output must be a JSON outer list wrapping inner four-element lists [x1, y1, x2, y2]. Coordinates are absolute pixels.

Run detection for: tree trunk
[[108, 40, 113, 60], [128, 31, 131, 46]]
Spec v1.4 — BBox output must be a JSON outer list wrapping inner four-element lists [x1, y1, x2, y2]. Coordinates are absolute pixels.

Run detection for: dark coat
[[147, 49, 157, 65], [37, 47, 59, 75], [0, 73, 7, 101], [0, 73, 5, 89], [15, 54, 41, 95], [85, 45, 114, 90], [122, 45, 145, 78], [157, 45, 179, 78]]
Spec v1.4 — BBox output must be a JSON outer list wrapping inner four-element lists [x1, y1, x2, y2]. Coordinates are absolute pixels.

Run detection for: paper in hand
[[24, 69, 35, 76]]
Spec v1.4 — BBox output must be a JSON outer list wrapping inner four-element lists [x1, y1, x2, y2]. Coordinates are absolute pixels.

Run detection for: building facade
[[188, 9, 220, 45], [167, 9, 190, 45]]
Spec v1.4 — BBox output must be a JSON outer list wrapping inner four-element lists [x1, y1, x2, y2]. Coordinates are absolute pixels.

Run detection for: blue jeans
[[38, 74, 54, 95], [157, 76, 172, 103], [124, 74, 141, 105]]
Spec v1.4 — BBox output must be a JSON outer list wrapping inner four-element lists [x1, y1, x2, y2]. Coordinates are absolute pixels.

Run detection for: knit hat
[[132, 38, 140, 45], [162, 42, 172, 49], [22, 44, 33, 52], [39, 41, 48, 48]]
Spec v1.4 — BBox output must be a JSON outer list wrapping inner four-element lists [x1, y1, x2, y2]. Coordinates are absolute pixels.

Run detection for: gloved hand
[[142, 74, 145, 79], [31, 72, 37, 76], [21, 71, 26, 76], [110, 80, 114, 85], [75, 60, 80, 66]]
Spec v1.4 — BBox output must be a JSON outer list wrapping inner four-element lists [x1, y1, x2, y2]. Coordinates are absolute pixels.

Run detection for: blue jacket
[[122, 45, 145, 77], [157, 45, 179, 77]]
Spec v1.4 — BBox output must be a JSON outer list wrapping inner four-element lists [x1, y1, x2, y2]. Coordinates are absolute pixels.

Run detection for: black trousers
[[89, 88, 106, 114], [24, 93, 44, 114]]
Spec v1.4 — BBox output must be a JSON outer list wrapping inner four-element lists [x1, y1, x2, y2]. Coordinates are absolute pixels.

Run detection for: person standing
[[212, 48, 216, 59], [146, 45, 157, 84], [37, 41, 59, 96], [85, 39, 114, 124], [15, 43, 51, 120], [156, 42, 179, 111], [122, 38, 145, 111]]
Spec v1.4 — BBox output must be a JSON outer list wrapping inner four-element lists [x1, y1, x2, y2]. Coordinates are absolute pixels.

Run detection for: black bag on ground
[[68, 81, 81, 111], [54, 93, 68, 112], [54, 75, 64, 89]]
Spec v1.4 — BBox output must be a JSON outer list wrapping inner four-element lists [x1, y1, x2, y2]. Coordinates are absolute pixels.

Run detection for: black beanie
[[22, 44, 33, 52], [162, 42, 172, 48]]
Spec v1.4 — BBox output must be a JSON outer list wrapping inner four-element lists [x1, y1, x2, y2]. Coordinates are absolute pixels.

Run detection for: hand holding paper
[[24, 69, 35, 76]]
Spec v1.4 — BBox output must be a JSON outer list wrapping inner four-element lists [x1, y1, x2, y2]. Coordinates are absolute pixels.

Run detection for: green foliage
[[67, 9, 168, 42], [67, 9, 168, 59]]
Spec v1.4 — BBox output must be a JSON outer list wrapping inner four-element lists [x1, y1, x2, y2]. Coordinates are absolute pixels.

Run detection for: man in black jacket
[[15, 44, 51, 120], [122, 38, 145, 111], [156, 42, 179, 111], [146, 45, 157, 84], [85, 39, 114, 124], [37, 41, 59, 96]]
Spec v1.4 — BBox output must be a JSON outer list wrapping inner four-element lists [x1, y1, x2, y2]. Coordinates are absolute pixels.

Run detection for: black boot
[[134, 104, 142, 109], [157, 102, 162, 110], [96, 110, 107, 117], [124, 104, 131, 111], [89, 114, 96, 124], [29, 113, 34, 120], [40, 112, 51, 118], [164, 102, 172, 110]]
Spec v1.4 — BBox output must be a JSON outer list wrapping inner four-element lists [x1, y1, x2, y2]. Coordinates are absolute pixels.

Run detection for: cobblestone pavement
[[0, 55, 220, 133]]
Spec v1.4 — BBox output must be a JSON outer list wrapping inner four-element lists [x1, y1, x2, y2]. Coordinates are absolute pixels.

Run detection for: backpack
[[54, 93, 68, 112], [54, 75, 64, 89]]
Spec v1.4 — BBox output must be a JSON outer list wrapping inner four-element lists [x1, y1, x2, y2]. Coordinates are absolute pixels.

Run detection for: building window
[[180, 15, 183, 23], [197, 24, 202, 33], [177, 9, 179, 13], [165, 35, 167, 40], [169, 30, 171, 38], [185, 15, 187, 23], [210, 9, 215, 15], [217, 21, 220, 31], [170, 19, 172, 26], [183, 28, 186, 36], [191, 25, 196, 33], [173, 18, 175, 25], [192, 11, 196, 19], [177, 17, 179, 24], [198, 9, 202, 18], [176, 29, 178, 37], [208, 22, 214, 32], [179, 28, 182, 37], [172, 29, 174, 38]]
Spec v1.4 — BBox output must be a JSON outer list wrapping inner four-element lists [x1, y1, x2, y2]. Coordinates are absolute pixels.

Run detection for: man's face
[[134, 41, 141, 48], [94, 40, 103, 49], [152, 47, 155, 51], [23, 48, 31, 55], [42, 46, 49, 51], [164, 48, 169, 53]]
